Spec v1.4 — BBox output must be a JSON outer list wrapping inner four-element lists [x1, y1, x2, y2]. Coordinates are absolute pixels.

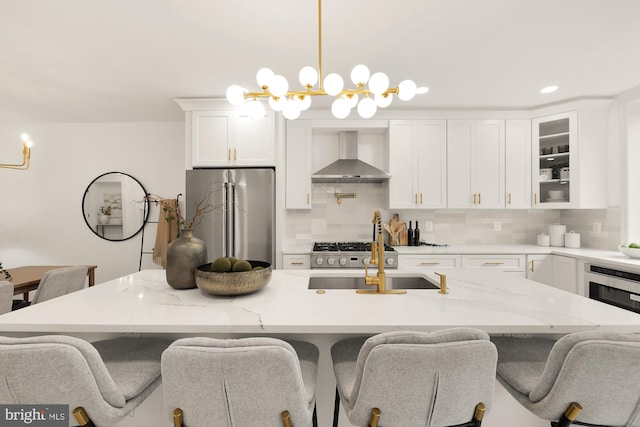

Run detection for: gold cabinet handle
[[306, 193, 310, 205], [234, 148, 237, 160], [291, 262, 304, 265], [420, 262, 440, 265], [420, 193, 423, 204], [473, 193, 477, 205], [483, 262, 505, 265], [478, 193, 481, 205], [227, 148, 231, 160], [534, 193, 537, 205], [415, 193, 418, 204], [508, 193, 512, 205], [530, 260, 535, 272]]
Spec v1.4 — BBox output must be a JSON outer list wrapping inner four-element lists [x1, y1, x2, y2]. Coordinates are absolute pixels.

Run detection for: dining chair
[[492, 331, 640, 426], [12, 265, 88, 310], [331, 328, 498, 427], [0, 334, 172, 426], [0, 281, 12, 314], [161, 337, 319, 427]]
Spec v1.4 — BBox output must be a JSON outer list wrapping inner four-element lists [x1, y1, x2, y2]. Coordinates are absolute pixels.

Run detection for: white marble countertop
[[1, 269, 639, 335]]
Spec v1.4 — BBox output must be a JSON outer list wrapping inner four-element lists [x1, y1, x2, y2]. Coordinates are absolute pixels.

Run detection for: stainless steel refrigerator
[[185, 168, 275, 265]]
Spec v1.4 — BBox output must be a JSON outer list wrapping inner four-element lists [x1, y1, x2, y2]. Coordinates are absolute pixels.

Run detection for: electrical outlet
[[425, 221, 434, 232], [494, 221, 502, 231]]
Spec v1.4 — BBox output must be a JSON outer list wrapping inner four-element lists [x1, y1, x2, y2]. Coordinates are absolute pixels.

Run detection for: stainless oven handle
[[630, 294, 640, 302]]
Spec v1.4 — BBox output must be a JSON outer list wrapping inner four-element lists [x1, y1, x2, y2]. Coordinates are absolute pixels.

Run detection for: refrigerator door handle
[[226, 182, 236, 257]]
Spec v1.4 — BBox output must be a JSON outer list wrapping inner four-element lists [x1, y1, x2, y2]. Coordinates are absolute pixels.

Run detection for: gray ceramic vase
[[166, 228, 207, 289]]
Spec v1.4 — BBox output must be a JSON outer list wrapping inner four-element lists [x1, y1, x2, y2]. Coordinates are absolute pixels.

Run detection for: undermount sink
[[308, 276, 439, 290]]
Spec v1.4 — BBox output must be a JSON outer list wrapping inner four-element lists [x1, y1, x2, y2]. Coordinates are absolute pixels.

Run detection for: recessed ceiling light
[[540, 85, 559, 94]]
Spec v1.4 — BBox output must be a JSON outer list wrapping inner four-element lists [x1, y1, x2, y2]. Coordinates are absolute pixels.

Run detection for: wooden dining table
[[8, 265, 97, 302]]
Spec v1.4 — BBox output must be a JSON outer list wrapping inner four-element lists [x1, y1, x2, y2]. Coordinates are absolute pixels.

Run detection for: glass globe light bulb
[[368, 72, 390, 95], [323, 73, 344, 96], [398, 79, 417, 101], [374, 93, 393, 108], [226, 85, 246, 106], [21, 133, 30, 142], [298, 66, 318, 87], [268, 96, 285, 112], [416, 86, 429, 94], [346, 94, 358, 109], [246, 99, 266, 120], [298, 96, 312, 111], [350, 64, 370, 86], [256, 67, 275, 88], [357, 97, 377, 119], [282, 98, 301, 120], [269, 75, 289, 98], [331, 97, 350, 119]]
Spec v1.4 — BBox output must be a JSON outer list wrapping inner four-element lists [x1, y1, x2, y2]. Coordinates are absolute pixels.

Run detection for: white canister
[[537, 233, 550, 247], [549, 224, 567, 247], [565, 231, 581, 248]]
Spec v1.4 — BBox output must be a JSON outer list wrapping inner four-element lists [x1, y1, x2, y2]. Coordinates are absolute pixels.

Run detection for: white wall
[[0, 122, 184, 283]]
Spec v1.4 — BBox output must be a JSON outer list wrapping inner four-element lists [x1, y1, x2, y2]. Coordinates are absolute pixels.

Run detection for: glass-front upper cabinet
[[532, 111, 576, 207]]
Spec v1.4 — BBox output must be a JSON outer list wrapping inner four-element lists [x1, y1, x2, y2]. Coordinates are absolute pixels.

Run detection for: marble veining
[[1, 269, 639, 335]]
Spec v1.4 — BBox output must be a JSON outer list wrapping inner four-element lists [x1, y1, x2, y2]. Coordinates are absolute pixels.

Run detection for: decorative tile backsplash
[[285, 184, 621, 250]]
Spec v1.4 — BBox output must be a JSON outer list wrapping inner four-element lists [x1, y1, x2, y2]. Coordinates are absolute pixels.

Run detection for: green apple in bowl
[[619, 244, 640, 259]]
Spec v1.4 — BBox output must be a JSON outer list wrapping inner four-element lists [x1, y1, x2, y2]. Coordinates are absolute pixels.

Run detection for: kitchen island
[[1, 269, 639, 426]]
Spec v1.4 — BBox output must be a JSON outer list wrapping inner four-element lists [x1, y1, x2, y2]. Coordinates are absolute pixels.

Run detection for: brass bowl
[[195, 261, 272, 296]]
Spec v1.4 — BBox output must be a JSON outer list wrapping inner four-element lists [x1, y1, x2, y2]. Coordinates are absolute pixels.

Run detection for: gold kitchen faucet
[[358, 210, 406, 295]]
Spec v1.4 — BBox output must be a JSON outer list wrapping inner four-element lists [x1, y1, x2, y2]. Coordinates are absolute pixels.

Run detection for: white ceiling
[[2, 0, 639, 123]]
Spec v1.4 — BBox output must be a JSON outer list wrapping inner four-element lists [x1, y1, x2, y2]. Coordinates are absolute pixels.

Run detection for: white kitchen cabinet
[[388, 120, 447, 209], [526, 254, 553, 286], [282, 254, 311, 269], [461, 254, 525, 275], [285, 120, 312, 209], [191, 110, 275, 167], [398, 254, 461, 270], [552, 255, 578, 294], [505, 119, 531, 208], [447, 120, 505, 208], [531, 108, 608, 209]]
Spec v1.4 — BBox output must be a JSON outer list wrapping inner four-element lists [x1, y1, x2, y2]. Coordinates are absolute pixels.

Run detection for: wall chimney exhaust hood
[[311, 131, 391, 183]]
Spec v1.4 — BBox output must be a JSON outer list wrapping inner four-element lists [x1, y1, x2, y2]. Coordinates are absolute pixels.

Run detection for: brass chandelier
[[226, 0, 428, 120], [0, 133, 32, 170]]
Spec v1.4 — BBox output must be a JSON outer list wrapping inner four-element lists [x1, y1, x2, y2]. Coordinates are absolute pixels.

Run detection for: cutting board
[[389, 213, 408, 246]]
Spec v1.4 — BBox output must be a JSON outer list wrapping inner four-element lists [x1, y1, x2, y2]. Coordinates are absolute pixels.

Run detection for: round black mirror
[[82, 172, 149, 241]]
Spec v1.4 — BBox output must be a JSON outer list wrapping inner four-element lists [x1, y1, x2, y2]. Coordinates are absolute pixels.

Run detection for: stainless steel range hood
[[311, 131, 391, 183]]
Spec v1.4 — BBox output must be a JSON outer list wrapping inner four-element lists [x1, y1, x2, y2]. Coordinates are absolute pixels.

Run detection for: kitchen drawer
[[398, 255, 461, 269], [461, 254, 525, 272], [282, 255, 310, 270]]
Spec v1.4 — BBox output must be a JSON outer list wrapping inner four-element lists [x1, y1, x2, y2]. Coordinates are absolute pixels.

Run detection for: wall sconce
[[1, 133, 32, 170]]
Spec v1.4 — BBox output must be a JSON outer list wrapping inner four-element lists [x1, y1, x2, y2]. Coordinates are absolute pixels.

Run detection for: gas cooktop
[[311, 241, 397, 268], [312, 241, 395, 252]]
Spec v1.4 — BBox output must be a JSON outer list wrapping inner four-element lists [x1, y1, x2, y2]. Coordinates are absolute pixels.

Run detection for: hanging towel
[[153, 199, 180, 268]]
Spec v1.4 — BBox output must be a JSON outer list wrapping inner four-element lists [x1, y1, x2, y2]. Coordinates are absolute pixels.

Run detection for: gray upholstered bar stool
[[12, 265, 88, 310], [0, 334, 171, 426], [492, 331, 640, 427], [331, 328, 498, 427], [0, 281, 12, 314], [161, 337, 319, 427]]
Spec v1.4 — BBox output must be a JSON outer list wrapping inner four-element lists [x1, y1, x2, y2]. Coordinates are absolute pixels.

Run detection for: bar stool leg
[[281, 410, 292, 427], [333, 388, 340, 427], [173, 408, 183, 427], [552, 402, 582, 427], [72, 407, 96, 427], [472, 402, 486, 427]]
